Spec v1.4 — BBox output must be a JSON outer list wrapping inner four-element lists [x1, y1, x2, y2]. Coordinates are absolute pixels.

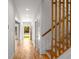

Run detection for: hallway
[[8, 0, 71, 59], [13, 40, 49, 59]]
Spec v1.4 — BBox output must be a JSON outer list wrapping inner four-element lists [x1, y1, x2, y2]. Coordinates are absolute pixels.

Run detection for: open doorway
[[15, 21, 20, 40], [23, 23, 32, 41], [15, 21, 20, 52]]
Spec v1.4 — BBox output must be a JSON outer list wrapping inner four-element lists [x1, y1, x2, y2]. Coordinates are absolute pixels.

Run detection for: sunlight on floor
[[14, 39, 34, 59], [22, 40, 31, 53], [23, 33, 31, 46]]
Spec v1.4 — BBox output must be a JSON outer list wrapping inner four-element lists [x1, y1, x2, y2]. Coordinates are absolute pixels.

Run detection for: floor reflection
[[13, 39, 49, 59]]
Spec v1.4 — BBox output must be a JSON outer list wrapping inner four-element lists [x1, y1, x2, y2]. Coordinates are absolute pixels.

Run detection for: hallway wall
[[31, 22, 36, 47], [20, 22, 24, 40], [38, 0, 52, 54], [15, 22, 20, 40], [8, 0, 15, 59]]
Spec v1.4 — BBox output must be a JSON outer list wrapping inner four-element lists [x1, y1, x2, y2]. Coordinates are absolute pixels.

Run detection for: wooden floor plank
[[13, 40, 49, 59]]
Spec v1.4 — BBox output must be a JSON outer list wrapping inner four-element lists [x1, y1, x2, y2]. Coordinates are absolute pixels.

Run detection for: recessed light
[[26, 8, 30, 11]]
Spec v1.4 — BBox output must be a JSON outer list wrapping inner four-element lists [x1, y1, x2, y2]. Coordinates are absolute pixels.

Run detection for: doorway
[[23, 24, 32, 40]]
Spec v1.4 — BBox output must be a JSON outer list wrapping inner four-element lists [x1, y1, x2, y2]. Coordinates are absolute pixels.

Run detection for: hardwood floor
[[13, 39, 49, 59]]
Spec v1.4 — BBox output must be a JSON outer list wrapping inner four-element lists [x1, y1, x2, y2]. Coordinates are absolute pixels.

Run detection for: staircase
[[41, 0, 71, 59], [42, 33, 71, 59], [46, 34, 71, 59]]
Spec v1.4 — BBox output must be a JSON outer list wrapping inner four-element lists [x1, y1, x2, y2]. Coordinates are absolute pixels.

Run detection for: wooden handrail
[[42, 21, 61, 37], [42, 28, 51, 37], [42, 20, 70, 37]]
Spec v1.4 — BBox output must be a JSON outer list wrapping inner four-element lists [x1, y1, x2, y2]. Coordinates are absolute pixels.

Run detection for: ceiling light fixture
[[26, 8, 30, 11]]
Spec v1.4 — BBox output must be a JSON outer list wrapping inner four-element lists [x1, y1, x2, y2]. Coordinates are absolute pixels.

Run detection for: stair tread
[[40, 54, 49, 59], [47, 50, 58, 57]]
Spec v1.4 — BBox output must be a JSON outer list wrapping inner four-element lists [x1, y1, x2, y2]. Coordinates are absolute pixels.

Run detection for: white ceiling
[[13, 0, 41, 21]]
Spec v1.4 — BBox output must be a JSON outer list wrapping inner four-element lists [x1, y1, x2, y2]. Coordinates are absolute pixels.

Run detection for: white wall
[[41, 0, 52, 34], [37, 0, 52, 54], [32, 0, 52, 54], [31, 21, 36, 47], [58, 48, 71, 59], [8, 0, 15, 59], [20, 22, 24, 40], [35, 20, 39, 49], [34, 3, 42, 52], [15, 22, 20, 40]]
